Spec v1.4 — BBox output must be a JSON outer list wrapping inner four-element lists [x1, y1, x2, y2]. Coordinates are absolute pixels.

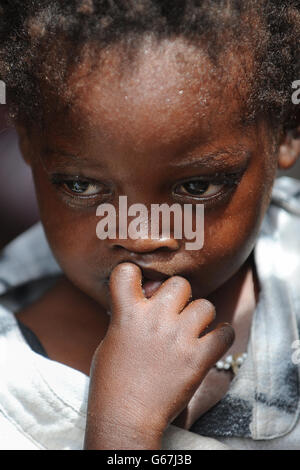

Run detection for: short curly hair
[[0, 0, 299, 131]]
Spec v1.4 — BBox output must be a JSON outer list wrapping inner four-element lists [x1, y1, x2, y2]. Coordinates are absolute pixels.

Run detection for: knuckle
[[187, 305, 204, 324], [111, 262, 138, 279], [171, 276, 192, 295], [216, 323, 235, 347], [199, 298, 216, 313], [182, 300, 216, 326], [194, 299, 216, 320], [188, 299, 216, 324]]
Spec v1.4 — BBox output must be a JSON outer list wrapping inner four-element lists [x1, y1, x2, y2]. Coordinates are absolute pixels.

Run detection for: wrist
[[84, 414, 165, 450]]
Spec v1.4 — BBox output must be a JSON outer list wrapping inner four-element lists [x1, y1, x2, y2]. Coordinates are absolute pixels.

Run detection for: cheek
[[32, 165, 109, 296], [186, 161, 274, 295]]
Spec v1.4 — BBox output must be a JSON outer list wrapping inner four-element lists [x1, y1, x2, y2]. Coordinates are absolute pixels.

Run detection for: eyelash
[[50, 171, 243, 208], [50, 175, 113, 207], [172, 172, 243, 205]]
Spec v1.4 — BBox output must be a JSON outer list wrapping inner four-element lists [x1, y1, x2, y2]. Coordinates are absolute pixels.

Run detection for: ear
[[277, 126, 300, 170], [15, 123, 34, 167]]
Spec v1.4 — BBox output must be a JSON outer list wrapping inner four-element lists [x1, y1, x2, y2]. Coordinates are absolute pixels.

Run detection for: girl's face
[[22, 38, 279, 310]]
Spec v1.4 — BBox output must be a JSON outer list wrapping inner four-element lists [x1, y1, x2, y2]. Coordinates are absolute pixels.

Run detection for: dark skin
[[16, 37, 300, 448]]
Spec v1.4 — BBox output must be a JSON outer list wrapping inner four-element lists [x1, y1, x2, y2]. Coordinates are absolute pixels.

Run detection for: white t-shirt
[[0, 176, 299, 450]]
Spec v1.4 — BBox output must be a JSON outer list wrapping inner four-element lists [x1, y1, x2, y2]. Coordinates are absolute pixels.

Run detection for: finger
[[150, 275, 192, 315], [179, 299, 216, 338], [192, 323, 235, 376], [109, 262, 145, 314]]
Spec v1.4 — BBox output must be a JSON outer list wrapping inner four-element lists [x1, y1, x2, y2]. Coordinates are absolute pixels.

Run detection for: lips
[[103, 264, 171, 299], [140, 267, 169, 283], [140, 267, 168, 298]]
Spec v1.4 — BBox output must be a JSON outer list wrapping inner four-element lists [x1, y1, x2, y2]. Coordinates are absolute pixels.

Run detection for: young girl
[[0, 0, 300, 450]]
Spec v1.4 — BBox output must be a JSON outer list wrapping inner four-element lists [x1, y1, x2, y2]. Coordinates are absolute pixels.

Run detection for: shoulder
[[0, 223, 61, 296], [0, 223, 61, 314]]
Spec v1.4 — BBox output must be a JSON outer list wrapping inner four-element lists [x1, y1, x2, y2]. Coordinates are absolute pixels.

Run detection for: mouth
[[103, 266, 169, 299], [140, 268, 168, 298]]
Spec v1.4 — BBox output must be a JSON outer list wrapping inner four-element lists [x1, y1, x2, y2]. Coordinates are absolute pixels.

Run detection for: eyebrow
[[43, 147, 105, 169], [44, 147, 85, 161], [171, 147, 251, 169]]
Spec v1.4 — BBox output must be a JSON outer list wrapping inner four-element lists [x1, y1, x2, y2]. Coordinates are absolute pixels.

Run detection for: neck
[[206, 251, 259, 356]]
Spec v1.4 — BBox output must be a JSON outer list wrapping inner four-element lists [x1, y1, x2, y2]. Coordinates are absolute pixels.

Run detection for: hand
[[84, 262, 234, 449]]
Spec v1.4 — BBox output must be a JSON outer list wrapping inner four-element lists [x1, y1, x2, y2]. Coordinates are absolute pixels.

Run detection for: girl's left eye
[[175, 180, 224, 198]]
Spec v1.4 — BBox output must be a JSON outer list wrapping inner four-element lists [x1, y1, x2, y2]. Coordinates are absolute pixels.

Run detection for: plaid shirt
[[0, 177, 299, 450]]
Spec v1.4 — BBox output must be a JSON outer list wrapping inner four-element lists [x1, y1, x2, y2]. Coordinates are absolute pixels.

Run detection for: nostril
[[154, 245, 176, 253], [110, 237, 180, 253]]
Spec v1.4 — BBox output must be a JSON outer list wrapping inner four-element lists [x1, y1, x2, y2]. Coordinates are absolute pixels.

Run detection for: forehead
[[43, 36, 255, 151]]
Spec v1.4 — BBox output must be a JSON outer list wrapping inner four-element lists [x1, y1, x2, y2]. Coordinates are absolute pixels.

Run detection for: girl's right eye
[[50, 175, 113, 205], [63, 180, 103, 196]]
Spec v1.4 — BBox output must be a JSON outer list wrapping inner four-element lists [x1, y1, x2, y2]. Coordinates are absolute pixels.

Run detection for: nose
[[99, 198, 181, 254], [108, 236, 180, 254]]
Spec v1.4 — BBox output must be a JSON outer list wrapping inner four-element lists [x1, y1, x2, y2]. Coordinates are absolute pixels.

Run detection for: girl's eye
[[50, 175, 112, 203], [63, 180, 102, 196], [176, 180, 224, 198], [174, 178, 234, 199], [172, 173, 242, 202]]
